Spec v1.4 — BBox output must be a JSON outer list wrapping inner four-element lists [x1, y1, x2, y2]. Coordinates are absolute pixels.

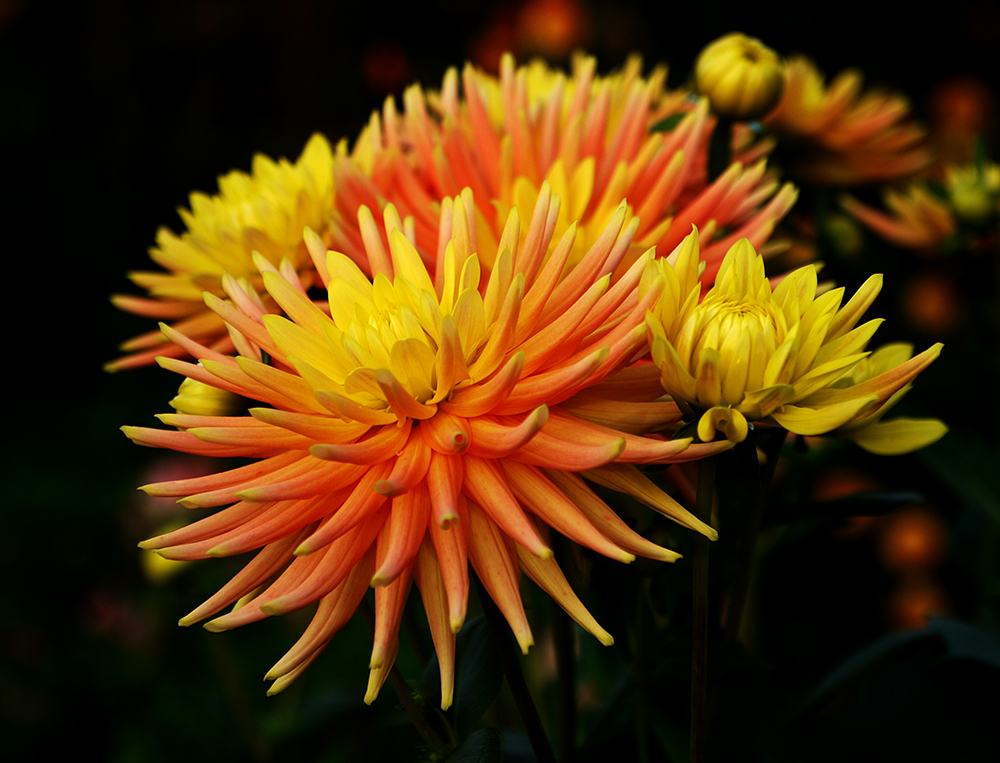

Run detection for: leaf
[[919, 437, 1000, 527], [447, 728, 502, 763], [650, 114, 684, 133], [802, 617, 1000, 710], [773, 619, 1000, 762]]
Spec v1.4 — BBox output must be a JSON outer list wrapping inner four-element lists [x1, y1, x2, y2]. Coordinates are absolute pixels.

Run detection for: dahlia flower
[[643, 229, 944, 447], [841, 183, 956, 250], [344, 53, 797, 285], [124, 188, 728, 706], [763, 57, 931, 185], [694, 33, 785, 121], [108, 134, 335, 371]]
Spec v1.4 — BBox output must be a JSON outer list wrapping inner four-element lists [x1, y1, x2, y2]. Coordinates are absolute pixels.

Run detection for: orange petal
[[310, 418, 412, 465], [467, 406, 549, 458], [502, 461, 633, 562], [462, 455, 551, 560], [467, 501, 533, 653], [371, 483, 432, 588], [412, 539, 458, 710], [375, 426, 432, 498]]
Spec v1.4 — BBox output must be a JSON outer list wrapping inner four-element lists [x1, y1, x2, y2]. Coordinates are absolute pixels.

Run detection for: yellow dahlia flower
[[694, 33, 785, 120], [124, 188, 727, 706], [345, 53, 797, 282], [764, 57, 931, 185], [643, 229, 944, 447], [108, 133, 335, 371]]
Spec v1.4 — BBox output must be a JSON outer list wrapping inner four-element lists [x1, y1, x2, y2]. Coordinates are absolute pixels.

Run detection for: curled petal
[[467, 406, 549, 458], [310, 418, 412, 465]]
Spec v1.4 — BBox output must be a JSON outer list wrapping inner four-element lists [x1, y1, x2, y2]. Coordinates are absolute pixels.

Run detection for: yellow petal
[[847, 417, 948, 455], [772, 395, 879, 435]]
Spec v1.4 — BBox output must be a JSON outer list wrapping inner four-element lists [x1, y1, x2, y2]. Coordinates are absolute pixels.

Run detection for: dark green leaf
[[650, 113, 684, 133], [920, 437, 1000, 526], [447, 728, 501, 763], [453, 617, 505, 736]]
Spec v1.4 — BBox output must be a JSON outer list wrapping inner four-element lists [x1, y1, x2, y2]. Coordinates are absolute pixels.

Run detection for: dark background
[[2, 1, 999, 760]]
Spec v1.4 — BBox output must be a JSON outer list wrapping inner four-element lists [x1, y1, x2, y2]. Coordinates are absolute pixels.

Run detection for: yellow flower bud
[[946, 163, 1000, 224], [169, 377, 243, 417], [695, 33, 784, 120]]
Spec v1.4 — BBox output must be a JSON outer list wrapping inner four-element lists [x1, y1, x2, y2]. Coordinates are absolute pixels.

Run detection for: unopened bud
[[695, 33, 784, 120]]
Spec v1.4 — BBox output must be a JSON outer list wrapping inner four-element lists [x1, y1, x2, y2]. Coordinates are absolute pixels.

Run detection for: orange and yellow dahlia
[[342, 53, 797, 284], [124, 188, 728, 705]]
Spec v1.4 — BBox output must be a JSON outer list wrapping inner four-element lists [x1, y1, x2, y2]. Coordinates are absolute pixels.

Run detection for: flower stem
[[691, 455, 718, 763], [475, 573, 556, 763], [708, 118, 733, 181], [552, 598, 577, 763], [724, 429, 786, 645]]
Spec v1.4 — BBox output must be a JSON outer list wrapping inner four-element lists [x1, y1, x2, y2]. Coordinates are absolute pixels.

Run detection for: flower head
[[345, 53, 797, 284], [108, 134, 335, 371], [695, 33, 785, 120], [841, 159, 1000, 251], [643, 229, 943, 446], [764, 57, 931, 185], [124, 189, 726, 706], [841, 183, 956, 250]]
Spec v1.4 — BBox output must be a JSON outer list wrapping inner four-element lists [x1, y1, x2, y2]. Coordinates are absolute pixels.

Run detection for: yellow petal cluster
[[643, 229, 944, 447], [108, 134, 335, 371]]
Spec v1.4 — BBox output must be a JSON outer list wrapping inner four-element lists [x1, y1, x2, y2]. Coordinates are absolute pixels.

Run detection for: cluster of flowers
[[115, 36, 945, 706]]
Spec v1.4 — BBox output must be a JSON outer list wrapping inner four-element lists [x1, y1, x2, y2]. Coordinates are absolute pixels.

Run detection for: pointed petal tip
[[292, 541, 314, 556]]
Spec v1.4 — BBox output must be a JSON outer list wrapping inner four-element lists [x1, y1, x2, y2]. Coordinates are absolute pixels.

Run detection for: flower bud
[[169, 377, 243, 417], [695, 33, 784, 120], [946, 162, 1000, 224]]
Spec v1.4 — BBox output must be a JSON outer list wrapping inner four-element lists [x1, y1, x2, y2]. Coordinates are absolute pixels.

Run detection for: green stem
[[691, 455, 718, 763], [708, 118, 733, 181], [552, 599, 576, 763], [206, 631, 272, 763], [634, 578, 650, 763], [475, 574, 556, 763], [724, 429, 786, 645]]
